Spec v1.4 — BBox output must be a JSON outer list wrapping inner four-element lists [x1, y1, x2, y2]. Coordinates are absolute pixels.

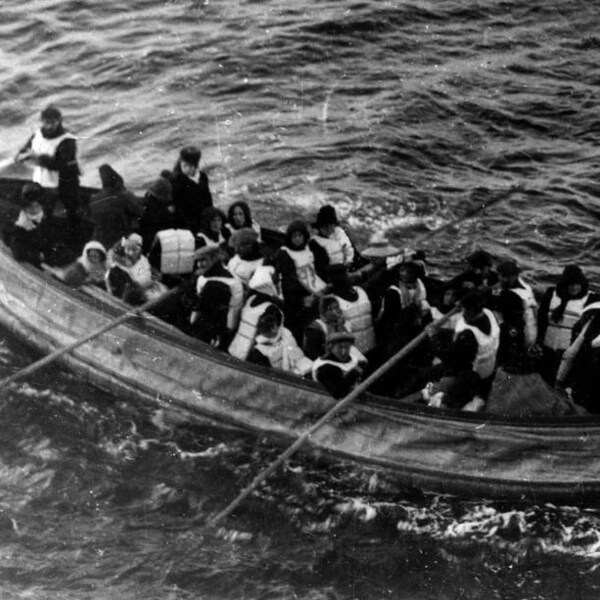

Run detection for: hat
[[229, 227, 259, 251], [313, 205, 339, 228], [362, 233, 401, 258], [193, 244, 221, 260], [122, 233, 143, 249], [497, 259, 520, 277], [41, 105, 62, 121], [147, 177, 172, 204], [180, 146, 201, 167], [467, 249, 493, 269], [20, 182, 45, 207], [326, 331, 355, 345]]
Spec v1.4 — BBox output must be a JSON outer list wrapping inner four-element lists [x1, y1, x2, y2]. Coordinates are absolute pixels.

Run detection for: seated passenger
[[139, 177, 176, 253], [534, 265, 597, 385], [190, 245, 244, 349], [229, 266, 283, 360], [312, 331, 368, 399], [196, 207, 228, 251], [327, 264, 376, 356], [449, 249, 498, 297], [225, 200, 262, 242], [424, 290, 500, 411], [247, 306, 313, 376], [106, 233, 167, 305], [490, 260, 537, 373], [170, 146, 213, 232], [303, 295, 351, 360], [556, 301, 600, 413], [5, 182, 48, 268], [227, 228, 265, 286], [309, 205, 349, 281], [274, 219, 327, 342], [60, 240, 108, 288], [90, 164, 143, 248]]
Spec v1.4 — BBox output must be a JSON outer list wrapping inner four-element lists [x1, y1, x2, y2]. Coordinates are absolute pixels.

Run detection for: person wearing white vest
[[190, 244, 244, 349], [225, 200, 262, 243], [492, 260, 537, 374], [303, 295, 352, 360], [312, 331, 368, 399], [275, 219, 327, 342], [247, 307, 313, 377], [228, 265, 283, 360], [424, 291, 500, 411], [534, 265, 598, 384], [106, 233, 167, 305], [309, 205, 352, 282], [15, 105, 80, 228], [226, 227, 265, 286]]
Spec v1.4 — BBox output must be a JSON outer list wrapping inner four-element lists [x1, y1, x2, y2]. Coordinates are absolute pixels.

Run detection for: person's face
[[291, 230, 305, 249], [124, 244, 142, 262], [232, 206, 246, 228], [499, 274, 516, 289], [41, 118, 61, 136], [398, 266, 414, 285], [443, 289, 457, 306], [180, 160, 198, 179], [87, 249, 104, 265], [568, 283, 583, 297], [195, 255, 212, 275], [210, 215, 222, 233], [331, 341, 352, 361], [324, 302, 343, 323], [262, 321, 280, 339], [320, 223, 335, 237], [237, 239, 255, 258]]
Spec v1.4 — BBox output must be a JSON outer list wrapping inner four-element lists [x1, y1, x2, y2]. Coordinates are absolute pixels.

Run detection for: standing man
[[15, 105, 81, 230]]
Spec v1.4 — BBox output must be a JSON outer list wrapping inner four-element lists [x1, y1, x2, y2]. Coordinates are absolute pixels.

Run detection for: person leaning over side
[[15, 105, 81, 231]]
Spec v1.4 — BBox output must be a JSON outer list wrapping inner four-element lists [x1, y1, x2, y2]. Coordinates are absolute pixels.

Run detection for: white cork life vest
[[510, 278, 538, 346], [107, 255, 166, 300], [228, 298, 274, 360], [31, 129, 76, 189], [227, 255, 264, 286], [311, 234, 344, 267], [543, 291, 589, 351], [454, 308, 500, 379], [254, 327, 313, 376], [154, 229, 195, 275], [280, 246, 327, 295], [312, 347, 366, 380], [196, 231, 225, 249], [334, 287, 375, 354]]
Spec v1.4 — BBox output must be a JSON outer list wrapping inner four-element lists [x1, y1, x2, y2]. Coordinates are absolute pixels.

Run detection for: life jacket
[[280, 246, 327, 295], [454, 308, 500, 379], [384, 278, 429, 314], [312, 347, 366, 381], [228, 298, 274, 360], [30, 129, 77, 189], [196, 275, 244, 330], [227, 255, 264, 286], [334, 287, 376, 354], [196, 231, 225, 249], [543, 291, 590, 351], [253, 327, 313, 376], [225, 221, 262, 242], [153, 229, 195, 275], [332, 226, 354, 266], [430, 306, 461, 330], [107, 255, 166, 300], [311, 234, 344, 267], [510, 278, 538, 346]]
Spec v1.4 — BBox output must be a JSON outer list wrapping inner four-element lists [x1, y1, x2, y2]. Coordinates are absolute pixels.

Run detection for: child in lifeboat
[[106, 233, 167, 304]]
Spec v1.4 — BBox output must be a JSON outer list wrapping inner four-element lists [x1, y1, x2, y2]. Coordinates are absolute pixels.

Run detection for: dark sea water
[[1, 0, 600, 598]]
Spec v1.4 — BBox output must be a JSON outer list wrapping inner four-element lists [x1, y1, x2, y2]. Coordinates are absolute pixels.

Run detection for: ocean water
[[1, 0, 600, 598]]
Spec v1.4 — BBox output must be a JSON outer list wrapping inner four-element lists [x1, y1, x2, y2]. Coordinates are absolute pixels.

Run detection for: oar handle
[[207, 303, 461, 527], [0, 287, 178, 389]]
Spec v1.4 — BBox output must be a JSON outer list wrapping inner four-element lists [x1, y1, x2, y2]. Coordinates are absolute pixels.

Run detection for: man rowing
[[14, 105, 81, 232]]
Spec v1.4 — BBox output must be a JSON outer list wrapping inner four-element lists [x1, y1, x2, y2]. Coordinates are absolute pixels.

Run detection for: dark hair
[[467, 249, 493, 270], [179, 146, 201, 166], [284, 220, 310, 249], [460, 289, 485, 313], [20, 182, 44, 207], [256, 305, 283, 334], [552, 265, 589, 323], [41, 105, 62, 121], [200, 207, 226, 231], [227, 201, 253, 230]]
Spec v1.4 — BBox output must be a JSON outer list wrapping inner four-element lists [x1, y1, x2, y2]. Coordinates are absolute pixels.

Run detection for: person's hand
[[15, 149, 35, 163]]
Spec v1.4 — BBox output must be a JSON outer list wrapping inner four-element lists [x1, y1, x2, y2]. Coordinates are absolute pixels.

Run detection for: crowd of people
[[4, 105, 600, 414]]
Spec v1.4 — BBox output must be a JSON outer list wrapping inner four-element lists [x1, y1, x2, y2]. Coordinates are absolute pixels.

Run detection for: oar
[[207, 302, 461, 528], [0, 158, 15, 172], [206, 185, 520, 528], [0, 287, 178, 389]]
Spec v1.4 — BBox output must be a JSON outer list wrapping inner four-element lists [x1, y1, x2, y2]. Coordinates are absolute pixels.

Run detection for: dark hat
[[326, 331, 355, 345], [497, 259, 520, 277], [41, 105, 62, 121], [467, 249, 493, 269], [147, 177, 172, 204], [20, 182, 44, 207], [313, 205, 339, 228], [179, 146, 201, 167], [362, 232, 401, 258]]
